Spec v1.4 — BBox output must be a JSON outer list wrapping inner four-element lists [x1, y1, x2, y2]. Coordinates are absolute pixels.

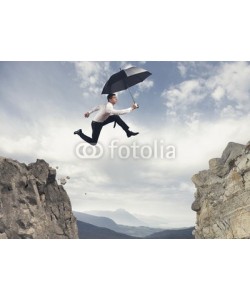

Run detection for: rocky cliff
[[0, 157, 78, 239], [192, 142, 250, 239]]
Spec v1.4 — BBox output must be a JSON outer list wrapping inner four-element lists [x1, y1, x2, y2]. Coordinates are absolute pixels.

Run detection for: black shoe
[[74, 129, 82, 135], [127, 130, 139, 138]]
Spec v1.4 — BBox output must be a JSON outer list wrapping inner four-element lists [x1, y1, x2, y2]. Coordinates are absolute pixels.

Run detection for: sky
[[1, 61, 250, 228]]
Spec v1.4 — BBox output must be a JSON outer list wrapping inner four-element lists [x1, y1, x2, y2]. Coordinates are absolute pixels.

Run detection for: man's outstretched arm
[[84, 105, 100, 118], [105, 102, 138, 116]]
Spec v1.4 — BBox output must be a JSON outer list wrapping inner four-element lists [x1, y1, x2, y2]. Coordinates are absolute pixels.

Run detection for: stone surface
[[191, 142, 250, 239], [0, 157, 78, 239]]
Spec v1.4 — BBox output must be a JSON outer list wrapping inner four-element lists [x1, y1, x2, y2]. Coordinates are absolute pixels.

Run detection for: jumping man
[[74, 93, 139, 145]]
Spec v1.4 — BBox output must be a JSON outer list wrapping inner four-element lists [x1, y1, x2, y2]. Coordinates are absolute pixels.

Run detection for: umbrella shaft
[[128, 87, 135, 103]]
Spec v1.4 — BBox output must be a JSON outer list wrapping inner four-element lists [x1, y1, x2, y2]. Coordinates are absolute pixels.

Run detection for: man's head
[[107, 93, 117, 105]]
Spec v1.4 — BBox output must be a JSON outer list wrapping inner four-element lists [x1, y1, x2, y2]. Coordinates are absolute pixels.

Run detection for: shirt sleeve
[[105, 102, 132, 115], [88, 105, 100, 114]]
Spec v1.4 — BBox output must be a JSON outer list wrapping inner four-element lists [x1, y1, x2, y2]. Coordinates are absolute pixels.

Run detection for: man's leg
[[102, 115, 139, 137], [102, 115, 129, 131], [91, 121, 103, 145], [74, 121, 103, 145]]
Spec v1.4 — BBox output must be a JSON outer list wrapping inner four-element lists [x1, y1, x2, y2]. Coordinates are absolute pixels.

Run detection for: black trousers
[[78, 115, 129, 145]]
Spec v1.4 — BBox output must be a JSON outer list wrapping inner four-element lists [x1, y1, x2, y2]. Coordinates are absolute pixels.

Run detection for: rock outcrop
[[0, 157, 78, 239], [192, 142, 250, 239]]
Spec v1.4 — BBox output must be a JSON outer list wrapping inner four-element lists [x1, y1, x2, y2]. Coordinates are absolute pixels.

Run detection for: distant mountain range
[[146, 227, 194, 239], [74, 211, 195, 239], [77, 221, 137, 239], [134, 213, 170, 228], [74, 211, 165, 237], [74, 211, 120, 231], [83, 209, 147, 227], [83, 208, 179, 229]]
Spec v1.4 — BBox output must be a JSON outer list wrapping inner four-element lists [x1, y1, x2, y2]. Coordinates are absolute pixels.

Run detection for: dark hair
[[107, 93, 116, 101]]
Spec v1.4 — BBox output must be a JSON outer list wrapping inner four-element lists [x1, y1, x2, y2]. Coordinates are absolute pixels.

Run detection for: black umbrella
[[101, 66, 152, 103]]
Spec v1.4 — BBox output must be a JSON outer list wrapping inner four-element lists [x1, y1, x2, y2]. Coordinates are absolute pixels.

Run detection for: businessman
[[74, 93, 139, 145]]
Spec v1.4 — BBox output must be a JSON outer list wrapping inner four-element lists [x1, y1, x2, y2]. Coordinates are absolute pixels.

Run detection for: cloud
[[207, 61, 250, 106], [133, 78, 154, 99], [119, 62, 134, 69], [219, 105, 243, 119], [211, 85, 225, 101], [177, 63, 187, 77], [73, 61, 112, 97], [162, 62, 250, 121], [138, 79, 154, 91], [162, 79, 207, 115]]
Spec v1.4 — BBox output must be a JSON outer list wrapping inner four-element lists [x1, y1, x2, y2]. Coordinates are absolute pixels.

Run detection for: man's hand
[[84, 112, 90, 118], [131, 103, 139, 110]]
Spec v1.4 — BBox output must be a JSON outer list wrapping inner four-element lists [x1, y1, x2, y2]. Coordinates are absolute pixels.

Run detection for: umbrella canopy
[[101, 66, 152, 95]]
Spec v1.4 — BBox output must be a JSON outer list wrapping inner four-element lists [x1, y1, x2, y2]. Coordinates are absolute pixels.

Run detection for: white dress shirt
[[89, 102, 132, 122]]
